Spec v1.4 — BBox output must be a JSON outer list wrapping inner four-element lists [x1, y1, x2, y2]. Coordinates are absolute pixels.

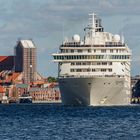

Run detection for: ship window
[[87, 68, 91, 72], [76, 62, 81, 65], [108, 69, 112, 72], [122, 55, 124, 59], [101, 49, 106, 53], [90, 55, 93, 59], [71, 50, 74, 53], [96, 55, 99, 59], [82, 69, 86, 72], [102, 62, 107, 65], [64, 56, 67, 59], [76, 69, 82, 72], [85, 56, 88, 59], [92, 69, 96, 72], [88, 49, 91, 53], [78, 50, 83, 53], [109, 62, 112, 65], [71, 62, 75, 65], [79, 55, 82, 59], [74, 56, 76, 59], [94, 50, 96, 53], [101, 69, 106, 72], [70, 69, 75, 72], [87, 62, 91, 65], [110, 50, 113, 53]]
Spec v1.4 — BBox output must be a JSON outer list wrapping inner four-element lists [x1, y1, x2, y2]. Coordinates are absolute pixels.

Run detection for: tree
[[47, 77, 57, 83]]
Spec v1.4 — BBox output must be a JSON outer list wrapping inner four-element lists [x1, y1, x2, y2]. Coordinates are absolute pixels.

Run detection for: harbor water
[[0, 104, 140, 140]]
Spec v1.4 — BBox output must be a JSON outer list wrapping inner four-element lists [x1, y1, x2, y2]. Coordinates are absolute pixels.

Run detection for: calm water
[[0, 104, 140, 140]]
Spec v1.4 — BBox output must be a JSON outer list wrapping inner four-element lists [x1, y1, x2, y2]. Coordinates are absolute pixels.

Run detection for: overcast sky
[[0, 0, 139, 77]]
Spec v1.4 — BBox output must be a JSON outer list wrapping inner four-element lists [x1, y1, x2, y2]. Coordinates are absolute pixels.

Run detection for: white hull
[[59, 77, 131, 106]]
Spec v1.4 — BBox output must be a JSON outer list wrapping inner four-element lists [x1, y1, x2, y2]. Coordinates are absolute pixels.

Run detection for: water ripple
[[0, 104, 140, 140]]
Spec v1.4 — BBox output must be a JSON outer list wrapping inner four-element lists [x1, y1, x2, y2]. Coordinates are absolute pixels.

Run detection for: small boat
[[19, 93, 32, 103]]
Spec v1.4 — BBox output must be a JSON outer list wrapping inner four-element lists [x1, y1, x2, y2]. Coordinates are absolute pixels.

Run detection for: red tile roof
[[0, 72, 21, 84], [11, 73, 21, 81], [0, 86, 5, 93], [0, 56, 8, 62], [0, 56, 14, 71]]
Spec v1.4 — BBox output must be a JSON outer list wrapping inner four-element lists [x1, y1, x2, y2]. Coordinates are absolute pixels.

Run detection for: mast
[[84, 13, 104, 44]]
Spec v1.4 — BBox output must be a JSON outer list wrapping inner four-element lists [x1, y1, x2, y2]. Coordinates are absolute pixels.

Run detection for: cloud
[[0, 0, 139, 76]]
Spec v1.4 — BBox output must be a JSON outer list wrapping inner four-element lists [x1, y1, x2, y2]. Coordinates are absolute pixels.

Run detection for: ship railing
[[60, 44, 125, 48], [59, 75, 125, 78]]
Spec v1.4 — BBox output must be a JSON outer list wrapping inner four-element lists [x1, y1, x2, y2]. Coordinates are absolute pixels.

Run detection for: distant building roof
[[6, 72, 21, 82], [0, 56, 8, 62], [0, 56, 14, 71], [20, 40, 35, 48], [16, 84, 28, 88], [0, 86, 5, 93], [0, 72, 21, 84]]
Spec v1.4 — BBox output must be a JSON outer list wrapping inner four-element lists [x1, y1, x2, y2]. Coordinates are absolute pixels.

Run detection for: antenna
[[121, 34, 125, 44]]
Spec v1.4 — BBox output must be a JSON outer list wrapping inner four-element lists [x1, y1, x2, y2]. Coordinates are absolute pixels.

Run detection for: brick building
[[15, 40, 37, 84]]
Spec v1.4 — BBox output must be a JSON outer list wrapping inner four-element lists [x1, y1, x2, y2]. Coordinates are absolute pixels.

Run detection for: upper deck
[[59, 13, 127, 49], [60, 42, 125, 48]]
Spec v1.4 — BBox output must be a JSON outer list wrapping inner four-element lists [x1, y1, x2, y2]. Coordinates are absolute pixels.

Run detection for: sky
[[0, 0, 139, 77]]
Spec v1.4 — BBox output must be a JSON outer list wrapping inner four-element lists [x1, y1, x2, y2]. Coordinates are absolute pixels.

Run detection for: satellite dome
[[114, 34, 120, 42], [72, 34, 80, 42]]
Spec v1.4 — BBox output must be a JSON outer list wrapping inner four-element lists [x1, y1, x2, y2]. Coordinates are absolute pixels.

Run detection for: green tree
[[47, 77, 57, 83]]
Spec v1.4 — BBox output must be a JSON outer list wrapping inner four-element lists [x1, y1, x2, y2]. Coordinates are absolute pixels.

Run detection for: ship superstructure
[[53, 13, 131, 106]]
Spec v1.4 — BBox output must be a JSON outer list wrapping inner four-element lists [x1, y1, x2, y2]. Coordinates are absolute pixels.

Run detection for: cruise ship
[[52, 13, 131, 106]]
